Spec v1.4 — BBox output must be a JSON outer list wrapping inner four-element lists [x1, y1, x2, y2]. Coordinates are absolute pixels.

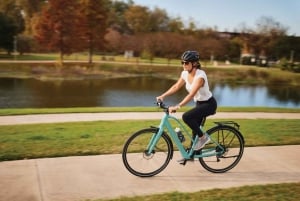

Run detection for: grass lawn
[[94, 182, 300, 201], [0, 119, 299, 161], [0, 106, 299, 116]]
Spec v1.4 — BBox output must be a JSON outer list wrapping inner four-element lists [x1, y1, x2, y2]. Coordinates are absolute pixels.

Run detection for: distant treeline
[[0, 0, 299, 63]]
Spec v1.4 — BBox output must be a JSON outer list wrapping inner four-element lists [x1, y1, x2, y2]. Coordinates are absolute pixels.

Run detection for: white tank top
[[181, 69, 212, 102]]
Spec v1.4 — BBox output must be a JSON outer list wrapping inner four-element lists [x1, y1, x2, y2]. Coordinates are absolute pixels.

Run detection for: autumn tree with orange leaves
[[34, 0, 82, 62], [34, 0, 109, 63], [79, 0, 109, 63]]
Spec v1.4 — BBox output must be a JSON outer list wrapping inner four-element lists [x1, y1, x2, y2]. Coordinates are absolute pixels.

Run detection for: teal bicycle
[[122, 101, 245, 177]]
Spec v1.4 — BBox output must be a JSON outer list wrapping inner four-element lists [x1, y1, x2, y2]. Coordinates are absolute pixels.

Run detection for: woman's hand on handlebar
[[156, 96, 164, 103], [155, 97, 180, 113], [155, 98, 168, 110], [168, 105, 180, 113]]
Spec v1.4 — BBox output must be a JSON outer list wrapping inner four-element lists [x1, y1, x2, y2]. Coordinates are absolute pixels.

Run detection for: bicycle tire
[[122, 128, 173, 177], [199, 125, 244, 173]]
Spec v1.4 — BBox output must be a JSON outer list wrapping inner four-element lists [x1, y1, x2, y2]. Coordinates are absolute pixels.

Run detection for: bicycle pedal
[[179, 160, 187, 165], [177, 158, 186, 165], [177, 158, 194, 165]]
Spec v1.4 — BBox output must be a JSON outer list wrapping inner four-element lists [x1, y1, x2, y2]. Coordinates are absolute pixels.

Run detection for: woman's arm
[[179, 77, 204, 106], [169, 77, 204, 112], [156, 77, 185, 101]]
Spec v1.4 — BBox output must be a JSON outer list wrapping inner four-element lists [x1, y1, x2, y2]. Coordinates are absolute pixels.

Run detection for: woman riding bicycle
[[156, 50, 217, 151]]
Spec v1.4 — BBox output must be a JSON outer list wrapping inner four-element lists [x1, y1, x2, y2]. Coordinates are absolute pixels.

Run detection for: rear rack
[[214, 121, 240, 130]]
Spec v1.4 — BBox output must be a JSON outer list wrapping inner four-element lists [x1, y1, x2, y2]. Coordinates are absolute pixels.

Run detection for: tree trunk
[[88, 47, 93, 64], [60, 52, 63, 63], [88, 38, 93, 64]]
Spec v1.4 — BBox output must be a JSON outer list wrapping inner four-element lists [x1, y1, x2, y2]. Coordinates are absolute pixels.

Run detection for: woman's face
[[181, 61, 193, 71]]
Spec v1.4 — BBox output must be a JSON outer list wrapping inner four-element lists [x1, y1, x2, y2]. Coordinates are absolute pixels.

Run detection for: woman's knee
[[182, 112, 189, 123]]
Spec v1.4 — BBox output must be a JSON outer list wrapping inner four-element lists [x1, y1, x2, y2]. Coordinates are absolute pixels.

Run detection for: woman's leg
[[182, 106, 205, 137], [182, 97, 217, 137]]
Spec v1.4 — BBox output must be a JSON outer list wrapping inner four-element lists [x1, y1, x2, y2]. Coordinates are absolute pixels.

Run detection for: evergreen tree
[[0, 12, 18, 53]]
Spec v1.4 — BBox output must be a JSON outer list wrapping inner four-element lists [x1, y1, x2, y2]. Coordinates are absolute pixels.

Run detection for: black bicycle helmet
[[181, 50, 200, 62]]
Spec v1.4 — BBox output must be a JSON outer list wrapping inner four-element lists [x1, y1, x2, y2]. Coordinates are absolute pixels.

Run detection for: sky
[[131, 0, 300, 36]]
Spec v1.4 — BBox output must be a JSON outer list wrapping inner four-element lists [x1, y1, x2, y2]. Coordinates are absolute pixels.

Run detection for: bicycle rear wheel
[[122, 128, 173, 177], [199, 125, 244, 173]]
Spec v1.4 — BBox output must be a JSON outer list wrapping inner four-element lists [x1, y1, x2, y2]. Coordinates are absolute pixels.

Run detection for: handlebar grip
[[156, 100, 167, 109]]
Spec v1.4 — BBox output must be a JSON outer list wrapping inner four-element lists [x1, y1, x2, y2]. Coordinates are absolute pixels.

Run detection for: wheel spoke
[[122, 128, 173, 177], [199, 126, 244, 173]]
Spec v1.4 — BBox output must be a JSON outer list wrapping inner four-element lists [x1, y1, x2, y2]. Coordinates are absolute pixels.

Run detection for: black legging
[[182, 96, 217, 137]]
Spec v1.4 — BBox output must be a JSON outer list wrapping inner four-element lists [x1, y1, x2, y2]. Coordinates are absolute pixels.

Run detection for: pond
[[0, 77, 299, 108]]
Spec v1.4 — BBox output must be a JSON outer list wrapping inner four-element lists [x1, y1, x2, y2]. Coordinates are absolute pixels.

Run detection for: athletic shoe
[[194, 134, 210, 150]]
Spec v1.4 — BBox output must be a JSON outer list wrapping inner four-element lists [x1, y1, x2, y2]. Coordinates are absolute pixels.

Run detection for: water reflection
[[99, 77, 186, 106], [0, 77, 299, 108], [213, 83, 300, 108], [267, 85, 300, 106]]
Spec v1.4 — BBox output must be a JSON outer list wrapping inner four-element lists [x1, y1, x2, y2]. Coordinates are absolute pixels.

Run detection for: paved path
[[0, 146, 299, 201], [0, 112, 300, 125], [0, 112, 299, 201]]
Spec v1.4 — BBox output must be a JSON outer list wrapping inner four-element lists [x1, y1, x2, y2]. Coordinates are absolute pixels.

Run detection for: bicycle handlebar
[[156, 100, 170, 113]]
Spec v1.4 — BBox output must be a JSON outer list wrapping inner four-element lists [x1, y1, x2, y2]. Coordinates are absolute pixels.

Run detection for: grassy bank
[[95, 182, 300, 201], [0, 61, 300, 85], [0, 119, 299, 161], [0, 106, 299, 116]]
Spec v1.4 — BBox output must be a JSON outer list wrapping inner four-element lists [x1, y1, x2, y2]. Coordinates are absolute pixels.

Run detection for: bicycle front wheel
[[122, 128, 173, 177], [199, 125, 244, 173]]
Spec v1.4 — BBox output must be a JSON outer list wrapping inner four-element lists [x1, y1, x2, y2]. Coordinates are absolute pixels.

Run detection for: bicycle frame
[[147, 112, 225, 160]]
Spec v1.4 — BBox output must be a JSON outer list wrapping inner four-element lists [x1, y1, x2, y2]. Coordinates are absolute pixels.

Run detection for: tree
[[16, 34, 36, 55], [0, 12, 18, 53], [155, 32, 184, 64], [124, 5, 176, 33], [124, 5, 150, 33], [254, 16, 287, 56], [105, 28, 122, 53], [120, 33, 144, 56], [108, 0, 132, 33], [19, 0, 45, 34], [34, 0, 82, 62], [0, 0, 25, 34], [236, 23, 256, 56], [79, 0, 109, 63], [148, 7, 169, 32], [167, 17, 184, 33], [274, 35, 300, 61], [0, 0, 25, 54], [237, 17, 288, 60], [227, 37, 243, 62]]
